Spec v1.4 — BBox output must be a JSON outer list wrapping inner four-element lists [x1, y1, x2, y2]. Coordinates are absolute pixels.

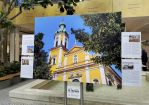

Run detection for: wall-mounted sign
[[67, 86, 80, 99]]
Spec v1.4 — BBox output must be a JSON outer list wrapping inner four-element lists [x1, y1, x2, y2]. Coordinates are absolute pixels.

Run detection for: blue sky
[[35, 15, 92, 55]]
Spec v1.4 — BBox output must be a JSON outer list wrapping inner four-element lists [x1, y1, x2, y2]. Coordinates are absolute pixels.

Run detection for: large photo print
[[34, 12, 122, 85]]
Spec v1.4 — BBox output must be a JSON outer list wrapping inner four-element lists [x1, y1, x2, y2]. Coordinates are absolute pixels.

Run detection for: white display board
[[67, 86, 80, 99], [22, 35, 34, 56], [122, 59, 142, 86], [21, 34, 34, 79], [121, 32, 141, 59], [20, 56, 34, 78]]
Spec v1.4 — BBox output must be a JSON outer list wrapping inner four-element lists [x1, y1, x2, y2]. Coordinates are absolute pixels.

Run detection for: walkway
[[0, 80, 33, 105]]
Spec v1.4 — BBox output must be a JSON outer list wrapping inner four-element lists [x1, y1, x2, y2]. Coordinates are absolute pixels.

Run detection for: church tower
[[54, 22, 69, 48], [50, 22, 69, 74]]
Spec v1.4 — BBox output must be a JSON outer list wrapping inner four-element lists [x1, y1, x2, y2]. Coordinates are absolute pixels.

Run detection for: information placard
[[121, 32, 141, 59], [21, 34, 34, 79], [22, 35, 34, 56], [122, 59, 142, 86], [20, 56, 33, 78], [67, 86, 80, 99]]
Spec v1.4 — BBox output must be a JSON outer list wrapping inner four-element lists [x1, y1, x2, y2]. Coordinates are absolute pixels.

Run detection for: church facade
[[49, 22, 106, 84]]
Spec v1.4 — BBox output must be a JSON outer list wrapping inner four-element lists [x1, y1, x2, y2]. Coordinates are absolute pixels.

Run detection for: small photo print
[[27, 46, 34, 53], [122, 62, 134, 70], [129, 35, 140, 42], [22, 59, 29, 65]]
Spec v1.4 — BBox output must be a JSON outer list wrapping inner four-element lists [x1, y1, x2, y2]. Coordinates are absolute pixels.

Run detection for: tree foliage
[[71, 12, 124, 69], [0, 0, 80, 28], [34, 32, 52, 79]]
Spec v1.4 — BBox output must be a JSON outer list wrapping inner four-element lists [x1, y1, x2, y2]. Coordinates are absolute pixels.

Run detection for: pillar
[[85, 52, 90, 83], [14, 28, 20, 61], [10, 31, 15, 62]]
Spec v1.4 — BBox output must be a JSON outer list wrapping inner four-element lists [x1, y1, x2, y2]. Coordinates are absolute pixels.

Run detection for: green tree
[[71, 12, 124, 69], [34, 32, 52, 79], [0, 0, 79, 27]]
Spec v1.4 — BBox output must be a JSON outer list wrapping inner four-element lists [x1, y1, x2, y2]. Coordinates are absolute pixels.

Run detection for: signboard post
[[80, 82, 84, 105], [64, 81, 67, 105]]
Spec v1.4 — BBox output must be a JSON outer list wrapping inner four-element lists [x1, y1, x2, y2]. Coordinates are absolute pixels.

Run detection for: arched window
[[93, 79, 100, 84], [55, 37, 58, 47], [73, 55, 78, 63], [61, 40, 62, 45], [52, 57, 56, 65], [72, 79, 80, 82], [65, 38, 67, 48]]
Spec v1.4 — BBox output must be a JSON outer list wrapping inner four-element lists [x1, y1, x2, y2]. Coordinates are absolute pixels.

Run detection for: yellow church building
[[49, 22, 106, 84]]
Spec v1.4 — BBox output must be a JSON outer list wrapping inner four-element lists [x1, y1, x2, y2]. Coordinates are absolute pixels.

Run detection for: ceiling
[[17, 16, 149, 41], [123, 16, 149, 40]]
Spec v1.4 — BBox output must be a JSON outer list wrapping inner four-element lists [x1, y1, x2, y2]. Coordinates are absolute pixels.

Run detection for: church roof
[[59, 22, 66, 27], [65, 45, 84, 55], [55, 22, 69, 38], [50, 45, 68, 51]]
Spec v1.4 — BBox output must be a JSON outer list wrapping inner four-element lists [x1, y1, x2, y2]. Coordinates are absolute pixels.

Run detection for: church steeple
[[54, 22, 69, 49]]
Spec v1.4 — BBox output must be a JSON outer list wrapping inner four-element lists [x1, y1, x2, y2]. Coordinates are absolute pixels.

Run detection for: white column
[[58, 35, 61, 46], [85, 52, 90, 83], [99, 65, 106, 84], [58, 47, 62, 67], [62, 35, 65, 46], [85, 67, 90, 83], [14, 28, 20, 61], [10, 32, 15, 62]]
